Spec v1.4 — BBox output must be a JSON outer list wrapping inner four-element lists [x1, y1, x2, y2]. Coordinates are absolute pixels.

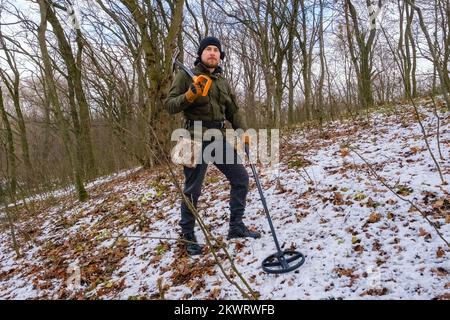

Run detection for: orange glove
[[185, 82, 203, 103]]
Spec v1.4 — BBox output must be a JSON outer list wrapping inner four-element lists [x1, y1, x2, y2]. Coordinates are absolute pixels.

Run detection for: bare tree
[[94, 0, 184, 168], [344, 0, 382, 110], [37, 0, 88, 201], [406, 0, 450, 109], [0, 85, 17, 197], [397, 0, 417, 98], [0, 32, 33, 182], [44, 0, 97, 179]]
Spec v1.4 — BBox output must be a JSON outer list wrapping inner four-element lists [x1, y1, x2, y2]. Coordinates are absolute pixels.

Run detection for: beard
[[202, 58, 219, 68]]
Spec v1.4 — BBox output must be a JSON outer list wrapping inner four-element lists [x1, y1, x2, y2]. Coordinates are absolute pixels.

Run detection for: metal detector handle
[[193, 75, 212, 96], [244, 141, 284, 255], [174, 59, 212, 96]]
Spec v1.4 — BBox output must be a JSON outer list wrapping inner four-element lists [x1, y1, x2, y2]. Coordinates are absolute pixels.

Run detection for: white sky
[[0, 0, 439, 104]]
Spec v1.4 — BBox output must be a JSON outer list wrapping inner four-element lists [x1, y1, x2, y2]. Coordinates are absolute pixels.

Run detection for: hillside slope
[[1, 101, 449, 300]]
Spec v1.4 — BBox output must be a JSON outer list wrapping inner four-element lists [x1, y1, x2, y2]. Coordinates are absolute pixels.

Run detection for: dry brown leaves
[[367, 212, 382, 224], [333, 267, 359, 286], [169, 257, 217, 287], [361, 287, 389, 296]]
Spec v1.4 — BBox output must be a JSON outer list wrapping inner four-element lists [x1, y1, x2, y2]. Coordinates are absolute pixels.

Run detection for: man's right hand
[[185, 82, 203, 103]]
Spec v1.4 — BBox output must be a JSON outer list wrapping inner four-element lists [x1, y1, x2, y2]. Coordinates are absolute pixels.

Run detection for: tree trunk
[[407, 0, 450, 109], [317, 0, 326, 128], [37, 0, 88, 201], [45, 5, 97, 179], [344, 0, 380, 110], [0, 87, 17, 197], [0, 36, 33, 181], [299, 0, 313, 121], [287, 43, 295, 126]]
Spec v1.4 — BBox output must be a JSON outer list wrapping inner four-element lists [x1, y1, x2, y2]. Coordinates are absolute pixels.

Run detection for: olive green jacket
[[164, 63, 248, 134]]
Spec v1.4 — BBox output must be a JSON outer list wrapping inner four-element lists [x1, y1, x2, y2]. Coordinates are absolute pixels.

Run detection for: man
[[165, 36, 261, 256]]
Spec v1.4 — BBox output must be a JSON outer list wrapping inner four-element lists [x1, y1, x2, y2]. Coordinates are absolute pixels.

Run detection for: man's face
[[201, 45, 221, 69]]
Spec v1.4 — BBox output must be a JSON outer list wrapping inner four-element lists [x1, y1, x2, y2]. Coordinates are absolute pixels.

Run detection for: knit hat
[[197, 36, 225, 60]]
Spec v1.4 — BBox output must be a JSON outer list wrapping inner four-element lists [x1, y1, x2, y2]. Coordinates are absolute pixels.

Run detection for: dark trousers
[[180, 140, 249, 234]]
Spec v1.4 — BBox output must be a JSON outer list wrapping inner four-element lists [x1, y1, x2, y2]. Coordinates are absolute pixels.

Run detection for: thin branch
[[348, 145, 449, 248]]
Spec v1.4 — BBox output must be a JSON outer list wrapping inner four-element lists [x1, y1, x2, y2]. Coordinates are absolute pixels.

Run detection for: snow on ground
[[0, 101, 449, 300], [0, 167, 142, 212]]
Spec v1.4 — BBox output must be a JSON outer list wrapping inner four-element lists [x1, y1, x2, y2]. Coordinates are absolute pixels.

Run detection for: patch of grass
[[148, 181, 169, 198], [155, 241, 170, 255], [288, 157, 312, 169], [396, 185, 413, 196], [205, 176, 220, 185], [354, 192, 367, 201]]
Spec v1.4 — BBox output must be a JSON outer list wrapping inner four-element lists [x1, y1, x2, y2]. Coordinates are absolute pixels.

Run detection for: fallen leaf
[[209, 287, 221, 299], [333, 192, 344, 205], [368, 213, 382, 223], [418, 228, 429, 237], [361, 287, 388, 296], [333, 267, 356, 278], [433, 200, 444, 207], [386, 199, 397, 205], [366, 197, 379, 208], [436, 247, 446, 258], [234, 241, 245, 252], [372, 241, 382, 251], [410, 146, 420, 154], [340, 148, 350, 157], [434, 293, 450, 300], [431, 267, 449, 277]]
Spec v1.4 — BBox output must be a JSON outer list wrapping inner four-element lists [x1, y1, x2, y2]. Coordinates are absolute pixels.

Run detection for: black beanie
[[197, 36, 225, 60]]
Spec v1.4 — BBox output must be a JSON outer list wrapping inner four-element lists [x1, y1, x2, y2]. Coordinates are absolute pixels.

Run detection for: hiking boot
[[182, 232, 203, 256], [227, 222, 261, 240]]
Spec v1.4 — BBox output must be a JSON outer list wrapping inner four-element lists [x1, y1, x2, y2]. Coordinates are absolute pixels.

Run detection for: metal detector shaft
[[244, 143, 288, 268], [174, 59, 196, 78]]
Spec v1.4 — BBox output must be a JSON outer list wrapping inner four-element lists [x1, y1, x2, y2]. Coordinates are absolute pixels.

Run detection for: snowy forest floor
[[0, 98, 449, 300]]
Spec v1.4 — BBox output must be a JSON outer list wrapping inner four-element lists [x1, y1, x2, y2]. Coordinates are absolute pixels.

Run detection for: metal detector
[[244, 142, 305, 274]]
